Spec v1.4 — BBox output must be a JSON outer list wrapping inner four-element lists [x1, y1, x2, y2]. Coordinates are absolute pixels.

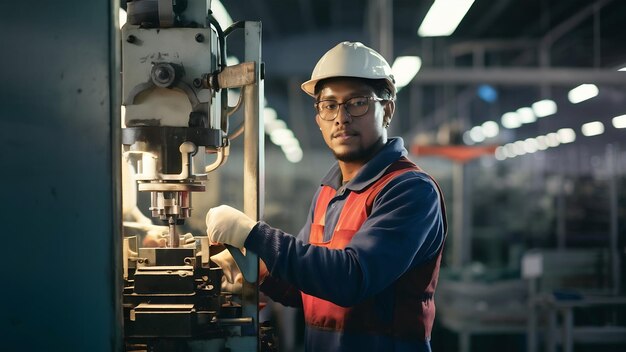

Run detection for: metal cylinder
[[149, 191, 191, 220]]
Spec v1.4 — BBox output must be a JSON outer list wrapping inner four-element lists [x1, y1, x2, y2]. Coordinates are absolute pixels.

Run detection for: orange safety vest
[[301, 157, 446, 340]]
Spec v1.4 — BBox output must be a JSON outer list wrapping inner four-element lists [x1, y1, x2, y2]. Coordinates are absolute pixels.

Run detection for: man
[[207, 41, 447, 351]]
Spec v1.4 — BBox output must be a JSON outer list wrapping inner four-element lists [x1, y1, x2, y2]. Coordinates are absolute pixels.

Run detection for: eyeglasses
[[314, 96, 386, 121]]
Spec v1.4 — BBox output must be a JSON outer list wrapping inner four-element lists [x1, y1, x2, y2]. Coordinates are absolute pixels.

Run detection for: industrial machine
[[119, 1, 266, 350]]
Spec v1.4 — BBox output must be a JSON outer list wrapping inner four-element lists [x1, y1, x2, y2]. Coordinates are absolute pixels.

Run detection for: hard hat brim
[[300, 75, 396, 98]]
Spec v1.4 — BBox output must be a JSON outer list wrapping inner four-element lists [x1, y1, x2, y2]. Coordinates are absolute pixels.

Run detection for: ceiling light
[[211, 0, 233, 28], [501, 112, 522, 129], [612, 114, 626, 128], [513, 141, 526, 156], [392, 56, 422, 91], [270, 129, 295, 146], [284, 147, 303, 163], [619, 67, 626, 72], [535, 135, 548, 150], [494, 146, 507, 160], [469, 126, 485, 143], [517, 107, 536, 124], [462, 131, 475, 145], [581, 121, 604, 137], [568, 84, 599, 104], [504, 143, 517, 157], [545, 133, 560, 147], [477, 84, 498, 103], [523, 138, 538, 154], [481, 121, 499, 138], [532, 99, 557, 118], [557, 128, 576, 144], [263, 107, 278, 122], [265, 118, 286, 134], [417, 0, 475, 37]]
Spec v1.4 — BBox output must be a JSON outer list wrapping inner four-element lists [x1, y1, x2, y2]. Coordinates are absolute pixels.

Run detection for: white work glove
[[143, 231, 196, 248], [210, 248, 243, 283], [222, 273, 244, 294], [210, 249, 243, 294], [210, 248, 270, 293], [180, 233, 196, 248], [205, 205, 257, 248]]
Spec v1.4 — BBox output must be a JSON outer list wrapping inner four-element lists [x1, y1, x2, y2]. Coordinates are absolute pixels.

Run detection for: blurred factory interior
[[1, 0, 626, 351]]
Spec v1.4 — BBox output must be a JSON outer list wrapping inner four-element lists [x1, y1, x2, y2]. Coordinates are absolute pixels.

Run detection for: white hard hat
[[301, 41, 396, 97]]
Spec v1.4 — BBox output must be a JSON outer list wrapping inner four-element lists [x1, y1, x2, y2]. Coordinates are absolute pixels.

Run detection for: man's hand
[[210, 248, 242, 284], [180, 233, 196, 248], [210, 249, 243, 293], [143, 231, 197, 248], [210, 248, 269, 292], [205, 205, 257, 248]]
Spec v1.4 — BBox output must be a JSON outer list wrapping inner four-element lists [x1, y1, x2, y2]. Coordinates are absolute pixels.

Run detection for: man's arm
[[245, 172, 445, 307]]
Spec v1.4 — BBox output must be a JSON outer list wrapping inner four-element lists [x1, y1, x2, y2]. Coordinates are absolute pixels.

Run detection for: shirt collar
[[320, 137, 408, 191]]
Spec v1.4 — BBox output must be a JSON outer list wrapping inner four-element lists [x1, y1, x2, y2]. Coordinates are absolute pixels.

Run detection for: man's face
[[315, 79, 394, 164]]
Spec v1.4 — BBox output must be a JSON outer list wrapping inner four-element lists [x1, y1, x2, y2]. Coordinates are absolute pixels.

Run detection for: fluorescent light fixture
[[212, 0, 233, 28], [481, 121, 499, 138], [568, 84, 599, 104], [532, 99, 557, 118], [494, 146, 507, 160], [469, 126, 485, 142], [535, 135, 548, 150], [546, 133, 560, 147], [523, 138, 538, 154], [284, 147, 303, 163], [265, 118, 286, 134], [263, 107, 278, 123], [417, 0, 475, 37], [281, 137, 301, 150], [513, 141, 527, 156], [517, 107, 536, 124], [501, 112, 522, 129], [557, 128, 576, 144], [581, 121, 604, 137], [392, 56, 422, 91], [477, 84, 498, 103], [270, 129, 295, 146], [280, 138, 303, 163], [462, 131, 475, 145], [263, 101, 303, 163], [619, 67, 626, 72], [504, 143, 517, 157], [612, 114, 626, 128]]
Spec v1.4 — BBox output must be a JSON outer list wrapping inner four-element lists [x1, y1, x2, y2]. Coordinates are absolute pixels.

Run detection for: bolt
[[126, 35, 137, 43], [195, 33, 204, 43], [155, 67, 170, 81], [193, 78, 202, 88]]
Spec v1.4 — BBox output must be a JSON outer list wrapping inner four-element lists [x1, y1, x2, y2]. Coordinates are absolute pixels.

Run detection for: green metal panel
[[0, 0, 121, 350]]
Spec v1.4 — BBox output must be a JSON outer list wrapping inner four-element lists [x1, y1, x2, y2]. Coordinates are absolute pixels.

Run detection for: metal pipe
[[218, 317, 254, 326], [406, 68, 626, 85], [607, 144, 621, 294]]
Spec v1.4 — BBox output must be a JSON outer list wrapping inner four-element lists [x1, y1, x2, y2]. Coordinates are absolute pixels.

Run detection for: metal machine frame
[[119, 1, 265, 349]]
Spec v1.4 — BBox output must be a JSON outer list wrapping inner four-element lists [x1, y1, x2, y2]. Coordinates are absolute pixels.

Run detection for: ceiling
[[223, 0, 626, 153]]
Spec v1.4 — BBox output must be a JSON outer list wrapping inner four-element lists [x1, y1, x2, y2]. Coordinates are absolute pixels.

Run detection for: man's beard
[[333, 137, 385, 163]]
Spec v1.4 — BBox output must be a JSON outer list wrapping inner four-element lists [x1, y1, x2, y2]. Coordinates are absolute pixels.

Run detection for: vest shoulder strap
[[363, 157, 421, 214]]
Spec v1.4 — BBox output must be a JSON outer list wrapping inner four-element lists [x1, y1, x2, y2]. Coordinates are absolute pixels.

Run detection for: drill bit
[[168, 216, 179, 248]]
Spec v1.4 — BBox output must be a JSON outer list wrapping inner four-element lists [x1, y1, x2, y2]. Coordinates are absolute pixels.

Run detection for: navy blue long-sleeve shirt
[[244, 137, 446, 351]]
